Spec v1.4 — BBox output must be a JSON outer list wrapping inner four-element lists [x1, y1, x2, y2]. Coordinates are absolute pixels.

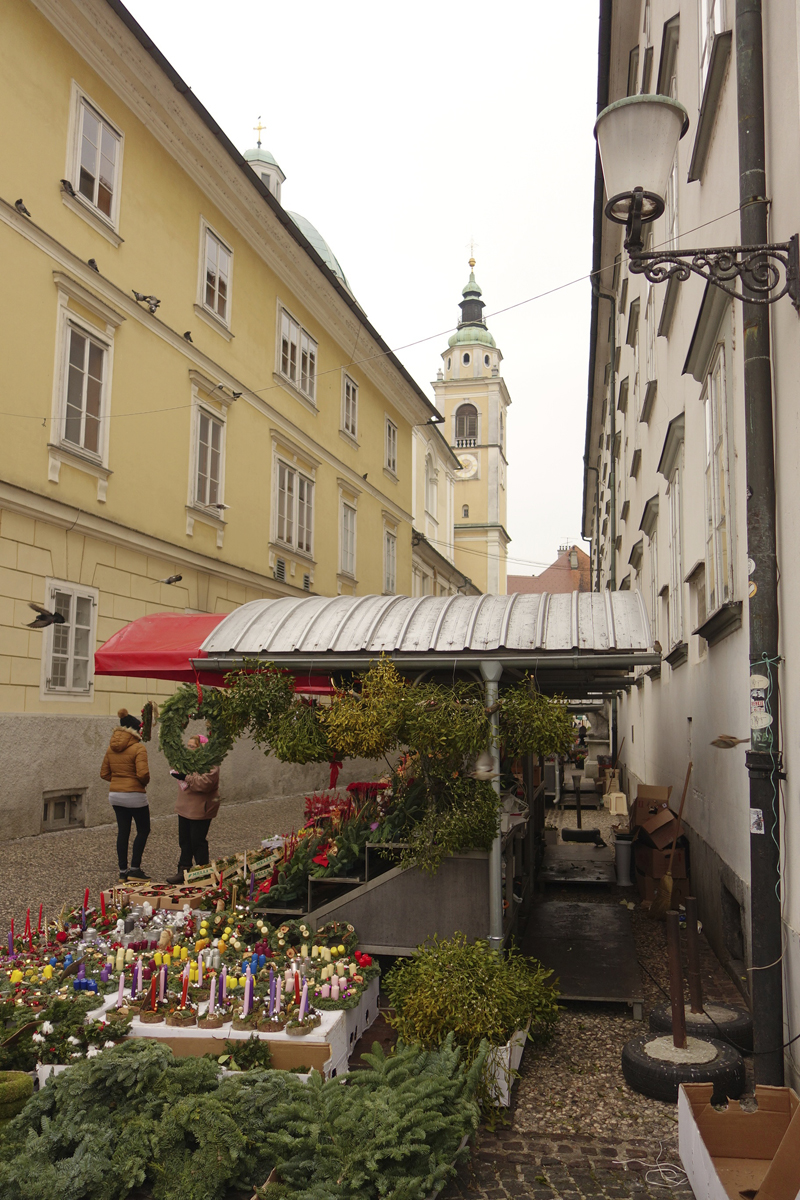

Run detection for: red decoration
[[328, 760, 342, 789], [180, 972, 189, 1009], [294, 972, 300, 1005], [83, 888, 90, 911], [55, 931, 68, 944], [150, 974, 157, 1011]]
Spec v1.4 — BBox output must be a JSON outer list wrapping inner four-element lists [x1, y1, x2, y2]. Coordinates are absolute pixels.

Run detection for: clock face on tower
[[456, 453, 478, 480]]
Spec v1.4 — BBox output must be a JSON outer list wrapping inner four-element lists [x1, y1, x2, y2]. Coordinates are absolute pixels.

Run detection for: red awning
[[94, 612, 333, 692]]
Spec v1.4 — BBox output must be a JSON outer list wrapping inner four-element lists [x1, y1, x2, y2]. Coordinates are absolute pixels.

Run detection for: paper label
[[750, 809, 765, 834]]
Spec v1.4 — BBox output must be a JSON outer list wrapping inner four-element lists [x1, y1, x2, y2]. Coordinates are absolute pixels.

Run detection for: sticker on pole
[[749, 675, 773, 748], [750, 809, 765, 835]]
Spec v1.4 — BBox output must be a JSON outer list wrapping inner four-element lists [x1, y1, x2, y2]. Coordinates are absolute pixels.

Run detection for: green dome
[[287, 212, 352, 292], [462, 271, 482, 297], [448, 325, 496, 348], [245, 146, 279, 168]]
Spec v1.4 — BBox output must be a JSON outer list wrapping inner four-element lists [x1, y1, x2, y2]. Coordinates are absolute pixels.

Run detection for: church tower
[[432, 261, 511, 594]]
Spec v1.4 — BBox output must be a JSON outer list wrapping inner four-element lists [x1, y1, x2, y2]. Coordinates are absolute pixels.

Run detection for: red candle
[[37, 904, 42, 933], [294, 972, 300, 1005], [100, 893, 106, 918], [150, 974, 157, 1012], [83, 888, 90, 911], [180, 973, 189, 1009]]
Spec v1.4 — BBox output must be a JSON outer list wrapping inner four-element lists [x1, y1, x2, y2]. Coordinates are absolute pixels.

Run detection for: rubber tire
[[621, 1034, 745, 1103], [648, 1002, 753, 1053], [0, 1073, 33, 1105]]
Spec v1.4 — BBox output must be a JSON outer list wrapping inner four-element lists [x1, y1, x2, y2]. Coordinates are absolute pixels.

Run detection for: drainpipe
[[583, 464, 602, 590], [736, 0, 784, 1086], [481, 660, 504, 951]]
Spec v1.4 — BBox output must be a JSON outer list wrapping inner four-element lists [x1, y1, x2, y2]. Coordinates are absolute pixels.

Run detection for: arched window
[[462, 504, 469, 518], [425, 456, 438, 518], [484, 354, 490, 366], [455, 403, 478, 442], [447, 356, 451, 370], [462, 352, 470, 365]]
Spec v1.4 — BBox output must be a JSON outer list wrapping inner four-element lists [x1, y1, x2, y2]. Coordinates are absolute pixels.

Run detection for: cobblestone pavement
[[439, 804, 747, 1200], [0, 794, 306, 929]]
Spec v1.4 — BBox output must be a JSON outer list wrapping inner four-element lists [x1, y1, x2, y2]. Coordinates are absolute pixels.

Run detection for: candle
[[10, 969, 23, 984], [220, 966, 227, 1001], [180, 972, 189, 1009], [331, 983, 340, 1001], [38, 904, 43, 933], [336, 963, 345, 978], [125, 948, 134, 964], [299, 981, 308, 1022], [243, 967, 252, 1017], [159, 965, 166, 1002], [100, 966, 110, 983], [163, 953, 171, 967], [84, 888, 90, 911], [320, 984, 330, 999], [150, 974, 157, 1011], [180, 946, 188, 961], [311, 945, 319, 958], [209, 973, 216, 1014], [117, 972, 125, 1008], [197, 956, 203, 987], [323, 947, 331, 963], [301, 943, 309, 959], [275, 979, 281, 1014], [294, 972, 300, 1005], [43, 965, 53, 980], [154, 951, 162, 966], [349, 963, 357, 978]]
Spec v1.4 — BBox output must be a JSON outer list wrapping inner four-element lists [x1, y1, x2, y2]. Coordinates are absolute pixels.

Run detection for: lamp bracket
[[628, 233, 800, 308]]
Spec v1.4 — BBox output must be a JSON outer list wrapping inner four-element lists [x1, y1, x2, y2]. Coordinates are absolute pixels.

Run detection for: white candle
[[197, 955, 203, 987], [209, 974, 216, 1014], [117, 971, 125, 1008], [299, 981, 308, 1022], [159, 965, 166, 1002]]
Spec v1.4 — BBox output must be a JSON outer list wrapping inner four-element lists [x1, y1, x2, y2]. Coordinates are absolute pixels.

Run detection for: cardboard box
[[631, 785, 673, 829], [635, 844, 688, 879], [638, 808, 685, 851], [635, 869, 690, 907], [153, 1035, 332, 1074], [679, 1083, 800, 1200]]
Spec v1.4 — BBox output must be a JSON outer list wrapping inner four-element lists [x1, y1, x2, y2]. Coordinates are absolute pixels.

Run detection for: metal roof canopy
[[195, 592, 658, 697]]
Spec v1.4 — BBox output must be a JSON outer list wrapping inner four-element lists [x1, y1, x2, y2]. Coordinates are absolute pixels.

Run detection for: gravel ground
[[0, 794, 306, 929]]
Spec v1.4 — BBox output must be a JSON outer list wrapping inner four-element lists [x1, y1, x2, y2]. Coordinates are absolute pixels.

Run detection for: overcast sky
[[125, 0, 599, 575]]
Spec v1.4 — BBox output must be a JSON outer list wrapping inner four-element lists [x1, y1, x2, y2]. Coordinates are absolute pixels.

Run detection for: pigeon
[[232, 391, 242, 399], [15, 199, 31, 217], [60, 179, 76, 197], [183, 331, 193, 343], [147, 298, 160, 315], [26, 602, 65, 629], [711, 735, 750, 750], [211, 502, 230, 510], [159, 574, 183, 585], [87, 258, 99, 272], [362, 472, 368, 481], [132, 290, 148, 302]]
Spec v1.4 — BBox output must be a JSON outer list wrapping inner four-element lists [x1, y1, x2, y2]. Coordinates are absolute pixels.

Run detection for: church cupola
[[244, 118, 285, 203], [458, 259, 487, 329]]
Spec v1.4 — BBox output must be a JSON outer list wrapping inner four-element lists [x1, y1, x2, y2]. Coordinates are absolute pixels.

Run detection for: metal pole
[[685, 896, 704, 1015], [666, 911, 687, 1049], [481, 660, 504, 951], [736, 0, 784, 1086], [554, 756, 561, 807]]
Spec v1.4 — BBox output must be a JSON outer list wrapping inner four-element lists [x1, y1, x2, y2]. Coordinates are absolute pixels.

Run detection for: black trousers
[[178, 815, 212, 870], [112, 805, 151, 871]]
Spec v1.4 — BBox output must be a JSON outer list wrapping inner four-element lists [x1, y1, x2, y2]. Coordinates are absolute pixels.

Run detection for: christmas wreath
[[158, 684, 234, 773]]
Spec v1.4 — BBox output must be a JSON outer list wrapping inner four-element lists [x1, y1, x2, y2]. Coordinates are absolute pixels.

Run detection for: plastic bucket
[[614, 835, 633, 886]]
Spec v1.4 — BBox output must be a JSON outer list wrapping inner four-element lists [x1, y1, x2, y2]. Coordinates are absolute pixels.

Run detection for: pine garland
[[158, 684, 234, 773]]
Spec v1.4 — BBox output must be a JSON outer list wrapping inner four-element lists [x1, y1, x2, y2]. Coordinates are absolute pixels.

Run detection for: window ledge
[[640, 379, 657, 424], [665, 641, 689, 668], [269, 541, 316, 567], [48, 443, 112, 501], [193, 303, 233, 341], [339, 429, 359, 450], [693, 600, 742, 647], [272, 372, 317, 415], [383, 466, 399, 484], [688, 31, 733, 183], [61, 190, 123, 247], [186, 504, 226, 549]]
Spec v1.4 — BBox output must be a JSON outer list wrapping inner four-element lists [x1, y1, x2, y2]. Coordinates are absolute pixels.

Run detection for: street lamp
[[594, 94, 799, 307]]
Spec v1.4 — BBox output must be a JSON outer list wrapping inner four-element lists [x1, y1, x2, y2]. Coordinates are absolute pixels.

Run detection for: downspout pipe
[[481, 659, 504, 951], [584, 464, 602, 590], [735, 0, 784, 1086], [594, 286, 617, 591]]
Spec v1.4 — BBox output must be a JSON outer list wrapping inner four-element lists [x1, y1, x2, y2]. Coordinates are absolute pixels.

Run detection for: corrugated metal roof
[[200, 592, 653, 659]]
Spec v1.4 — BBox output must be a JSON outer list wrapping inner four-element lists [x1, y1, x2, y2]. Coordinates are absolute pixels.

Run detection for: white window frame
[[40, 578, 98, 701], [424, 455, 438, 520], [385, 418, 398, 476], [340, 500, 357, 578], [668, 458, 684, 647], [702, 344, 733, 615], [277, 305, 317, 406], [273, 456, 315, 558], [65, 83, 124, 239], [192, 403, 226, 512], [196, 218, 233, 333], [384, 528, 397, 594], [455, 403, 478, 444], [700, 0, 725, 88], [342, 374, 358, 440]]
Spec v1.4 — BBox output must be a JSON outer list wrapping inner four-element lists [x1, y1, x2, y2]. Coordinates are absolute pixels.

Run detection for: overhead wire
[[0, 203, 747, 425]]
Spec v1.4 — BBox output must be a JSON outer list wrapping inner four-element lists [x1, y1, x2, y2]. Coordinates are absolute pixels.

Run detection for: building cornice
[[30, 0, 439, 430]]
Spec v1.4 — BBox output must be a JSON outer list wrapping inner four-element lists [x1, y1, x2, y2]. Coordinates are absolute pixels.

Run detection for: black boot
[[166, 868, 186, 885]]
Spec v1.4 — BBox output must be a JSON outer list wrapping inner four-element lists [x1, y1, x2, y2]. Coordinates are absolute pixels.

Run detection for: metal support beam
[[481, 659, 504, 951]]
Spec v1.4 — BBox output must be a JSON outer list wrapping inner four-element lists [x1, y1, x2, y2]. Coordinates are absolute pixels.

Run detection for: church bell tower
[[432, 261, 511, 594]]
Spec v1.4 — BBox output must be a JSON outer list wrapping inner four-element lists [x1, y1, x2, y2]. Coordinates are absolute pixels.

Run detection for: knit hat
[[117, 707, 142, 733]]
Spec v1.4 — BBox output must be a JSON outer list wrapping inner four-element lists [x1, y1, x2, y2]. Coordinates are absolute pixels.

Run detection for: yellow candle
[[43, 965, 53, 979], [10, 970, 22, 984], [238, 975, 247, 989], [125, 948, 134, 963], [180, 947, 188, 960], [154, 952, 162, 966], [106, 954, 114, 966], [227, 976, 237, 990], [163, 953, 171, 967]]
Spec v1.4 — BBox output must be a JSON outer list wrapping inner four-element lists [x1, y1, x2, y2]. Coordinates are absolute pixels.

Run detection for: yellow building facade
[[0, 0, 441, 838]]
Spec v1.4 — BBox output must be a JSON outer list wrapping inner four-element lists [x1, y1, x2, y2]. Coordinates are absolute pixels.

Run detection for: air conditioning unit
[[303, 574, 311, 592], [274, 558, 286, 582]]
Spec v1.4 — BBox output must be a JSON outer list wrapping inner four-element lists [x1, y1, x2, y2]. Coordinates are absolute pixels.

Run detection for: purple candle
[[117, 971, 125, 1008], [209, 973, 216, 1014], [299, 981, 308, 1022], [100, 965, 110, 983]]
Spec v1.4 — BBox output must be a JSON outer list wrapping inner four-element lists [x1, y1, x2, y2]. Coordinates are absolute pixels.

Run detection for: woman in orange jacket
[[100, 708, 151, 882]]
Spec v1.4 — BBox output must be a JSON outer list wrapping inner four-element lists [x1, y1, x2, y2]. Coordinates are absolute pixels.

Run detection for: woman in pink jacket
[[166, 735, 221, 884]]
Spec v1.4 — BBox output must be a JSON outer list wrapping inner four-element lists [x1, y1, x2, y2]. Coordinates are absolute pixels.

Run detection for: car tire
[[621, 1034, 745, 1103], [648, 1002, 753, 1052]]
